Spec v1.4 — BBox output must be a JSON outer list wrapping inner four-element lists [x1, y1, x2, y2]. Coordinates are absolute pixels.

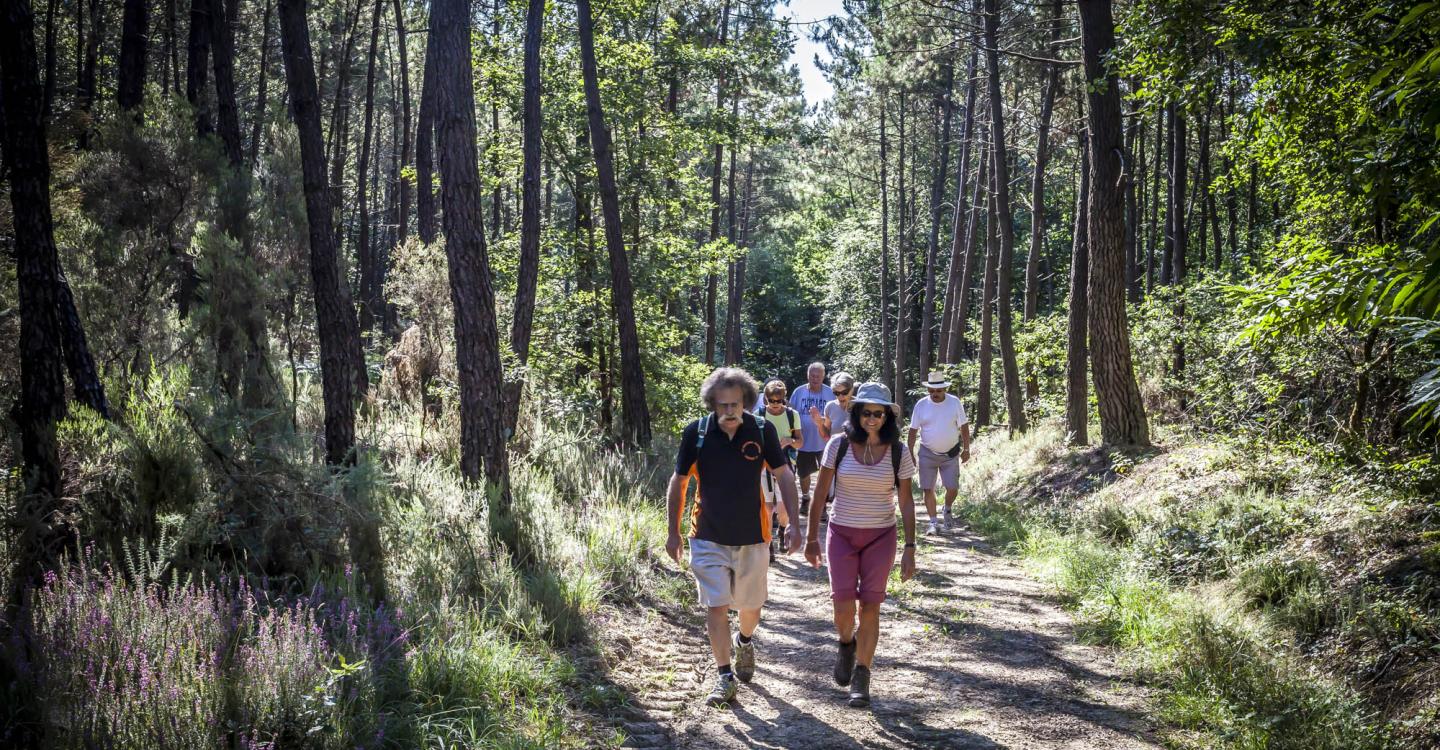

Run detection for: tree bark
[[919, 57, 955, 378], [1023, 0, 1062, 395], [415, 19, 437, 244], [1078, 0, 1150, 447], [429, 0, 513, 488], [326, 0, 365, 240], [579, 0, 651, 448], [703, 0, 732, 366], [42, 0, 57, 118], [1125, 110, 1142, 302], [724, 110, 742, 365], [1147, 106, 1162, 293], [1167, 103, 1187, 285], [391, 0, 412, 242], [186, 0, 212, 136], [3, 0, 80, 620], [1065, 129, 1090, 445], [278, 0, 366, 467], [947, 131, 986, 363], [940, 50, 978, 364], [977, 163, 997, 428], [983, 0, 1027, 433], [117, 0, 150, 112], [355, 0, 383, 340], [208, 0, 243, 168], [75, 0, 101, 146], [880, 94, 892, 388], [248, 0, 274, 169], [894, 90, 908, 401], [505, 0, 544, 434]]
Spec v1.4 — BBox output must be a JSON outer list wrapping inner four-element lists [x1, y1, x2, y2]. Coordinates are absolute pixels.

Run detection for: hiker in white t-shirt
[[906, 371, 971, 535]]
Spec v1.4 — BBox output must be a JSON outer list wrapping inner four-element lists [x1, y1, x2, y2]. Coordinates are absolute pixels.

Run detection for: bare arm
[[898, 476, 917, 581], [960, 422, 972, 460], [907, 425, 919, 457], [665, 473, 685, 563], [804, 465, 835, 567], [770, 464, 803, 553]]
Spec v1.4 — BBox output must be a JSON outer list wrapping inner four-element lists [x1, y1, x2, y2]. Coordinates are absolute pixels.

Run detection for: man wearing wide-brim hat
[[906, 370, 971, 535]]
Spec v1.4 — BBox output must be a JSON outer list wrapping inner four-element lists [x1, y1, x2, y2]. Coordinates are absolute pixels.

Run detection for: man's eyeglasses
[[859, 409, 887, 419], [766, 398, 786, 404]]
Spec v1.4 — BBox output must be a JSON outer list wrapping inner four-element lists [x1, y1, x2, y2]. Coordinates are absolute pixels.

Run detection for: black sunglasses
[[859, 408, 888, 419], [833, 389, 851, 397], [766, 398, 786, 404]]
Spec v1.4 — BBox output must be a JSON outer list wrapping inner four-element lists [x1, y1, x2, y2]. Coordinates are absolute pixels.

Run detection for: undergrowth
[[0, 367, 681, 749], [955, 423, 1440, 749]]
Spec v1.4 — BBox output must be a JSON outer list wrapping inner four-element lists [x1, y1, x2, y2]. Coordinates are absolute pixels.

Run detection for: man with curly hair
[[668, 367, 804, 707]]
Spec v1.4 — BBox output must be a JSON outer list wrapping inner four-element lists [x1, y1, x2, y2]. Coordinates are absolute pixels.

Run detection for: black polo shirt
[[675, 413, 789, 546]]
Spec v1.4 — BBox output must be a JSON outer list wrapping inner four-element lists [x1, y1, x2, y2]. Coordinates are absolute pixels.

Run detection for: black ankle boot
[[848, 665, 871, 708]]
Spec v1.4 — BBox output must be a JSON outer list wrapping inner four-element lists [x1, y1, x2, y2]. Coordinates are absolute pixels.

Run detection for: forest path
[[595, 499, 1161, 749]]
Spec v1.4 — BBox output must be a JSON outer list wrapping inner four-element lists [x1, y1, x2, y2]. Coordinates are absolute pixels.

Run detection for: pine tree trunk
[[277, 0, 365, 468], [76, 0, 101, 146], [880, 95, 892, 388], [247, 0, 273, 169], [1124, 110, 1140, 302], [355, 0, 383, 340], [724, 119, 742, 365], [505, 0, 544, 434], [326, 0, 365, 240], [977, 167, 997, 428], [894, 90, 908, 401], [948, 134, 987, 363], [390, 0, 412, 242], [117, 0, 150, 112], [1167, 104, 1187, 284], [704, 1, 732, 366], [2, 0, 78, 610], [186, 0, 212, 136], [1023, 0, 1061, 394], [42, 0, 57, 118], [940, 51, 978, 364], [1065, 129, 1090, 445], [1078, 0, 1150, 446], [919, 58, 954, 378], [1147, 106, 1162, 293], [579, 0, 651, 448], [983, 0, 1027, 433], [415, 20, 437, 244]]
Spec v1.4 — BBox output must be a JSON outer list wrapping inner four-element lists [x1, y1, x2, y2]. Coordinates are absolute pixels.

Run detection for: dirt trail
[[597, 507, 1160, 749]]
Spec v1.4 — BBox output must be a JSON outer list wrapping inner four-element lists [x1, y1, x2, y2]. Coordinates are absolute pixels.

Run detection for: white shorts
[[689, 538, 770, 610]]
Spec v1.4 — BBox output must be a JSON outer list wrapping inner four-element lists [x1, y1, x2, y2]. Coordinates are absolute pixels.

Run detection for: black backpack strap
[[696, 414, 710, 453], [788, 408, 796, 432], [835, 439, 848, 472]]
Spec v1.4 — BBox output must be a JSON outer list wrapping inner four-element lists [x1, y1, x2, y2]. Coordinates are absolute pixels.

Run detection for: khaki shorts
[[689, 538, 769, 610], [917, 444, 960, 491]]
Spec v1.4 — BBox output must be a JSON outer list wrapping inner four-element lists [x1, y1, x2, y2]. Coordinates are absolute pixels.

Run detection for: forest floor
[[587, 500, 1162, 749]]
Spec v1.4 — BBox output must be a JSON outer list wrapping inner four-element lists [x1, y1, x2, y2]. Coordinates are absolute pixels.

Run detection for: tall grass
[[956, 424, 1407, 749]]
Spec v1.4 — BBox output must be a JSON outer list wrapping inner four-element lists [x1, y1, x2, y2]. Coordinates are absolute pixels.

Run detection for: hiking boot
[[942, 506, 954, 531], [732, 633, 756, 683], [926, 519, 940, 536], [848, 665, 871, 708], [706, 671, 738, 707], [834, 639, 857, 686]]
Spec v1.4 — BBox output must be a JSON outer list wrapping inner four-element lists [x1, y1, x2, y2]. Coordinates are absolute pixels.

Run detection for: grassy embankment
[[953, 423, 1439, 749]]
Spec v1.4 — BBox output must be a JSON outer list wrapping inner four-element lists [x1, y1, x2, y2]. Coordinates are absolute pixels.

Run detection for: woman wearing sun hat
[[804, 382, 918, 708]]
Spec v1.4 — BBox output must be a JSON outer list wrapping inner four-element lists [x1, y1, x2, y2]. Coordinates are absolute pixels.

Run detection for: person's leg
[[923, 487, 938, 521], [737, 607, 762, 638], [855, 602, 882, 667], [940, 457, 960, 527], [854, 525, 897, 668], [706, 605, 732, 667], [916, 448, 940, 531], [833, 599, 857, 641]]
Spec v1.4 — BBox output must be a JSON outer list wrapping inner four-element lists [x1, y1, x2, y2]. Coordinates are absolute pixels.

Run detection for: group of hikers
[[666, 362, 973, 710]]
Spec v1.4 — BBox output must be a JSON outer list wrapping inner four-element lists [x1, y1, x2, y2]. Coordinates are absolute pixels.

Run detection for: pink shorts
[[826, 522, 897, 603]]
